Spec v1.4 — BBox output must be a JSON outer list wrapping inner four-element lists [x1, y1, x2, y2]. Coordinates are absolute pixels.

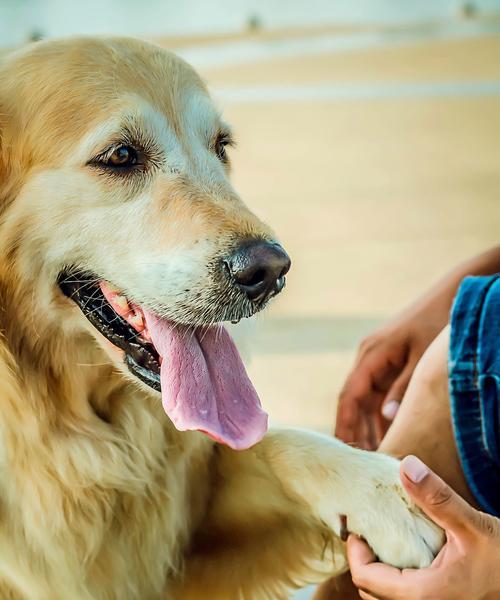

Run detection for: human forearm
[[409, 245, 500, 319]]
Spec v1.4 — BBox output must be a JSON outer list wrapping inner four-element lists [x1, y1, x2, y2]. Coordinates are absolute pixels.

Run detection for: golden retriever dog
[[0, 37, 443, 599]]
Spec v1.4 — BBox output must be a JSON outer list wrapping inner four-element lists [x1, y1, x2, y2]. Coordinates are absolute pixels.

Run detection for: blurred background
[[1, 2, 500, 595], [1, 0, 499, 428]]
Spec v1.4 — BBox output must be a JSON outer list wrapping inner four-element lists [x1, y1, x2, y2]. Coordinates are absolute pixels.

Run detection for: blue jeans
[[449, 274, 500, 517]]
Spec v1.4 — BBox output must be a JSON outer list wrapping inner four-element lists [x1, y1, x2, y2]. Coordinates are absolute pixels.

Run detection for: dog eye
[[214, 134, 232, 163], [105, 145, 138, 168], [88, 138, 155, 176]]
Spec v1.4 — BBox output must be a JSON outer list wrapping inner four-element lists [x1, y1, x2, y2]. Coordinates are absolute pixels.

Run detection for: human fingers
[[380, 361, 415, 421], [347, 536, 412, 600], [400, 455, 479, 534]]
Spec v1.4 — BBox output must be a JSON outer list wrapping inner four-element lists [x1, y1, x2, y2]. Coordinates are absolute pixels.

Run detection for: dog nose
[[225, 241, 291, 302]]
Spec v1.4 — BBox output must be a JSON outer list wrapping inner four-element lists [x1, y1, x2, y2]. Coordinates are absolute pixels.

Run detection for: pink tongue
[[143, 311, 268, 450]]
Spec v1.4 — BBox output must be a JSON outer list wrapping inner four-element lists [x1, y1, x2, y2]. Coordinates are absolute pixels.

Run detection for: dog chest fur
[[0, 361, 213, 599]]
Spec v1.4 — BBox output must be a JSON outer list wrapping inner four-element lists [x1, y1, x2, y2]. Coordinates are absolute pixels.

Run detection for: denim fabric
[[449, 274, 500, 517]]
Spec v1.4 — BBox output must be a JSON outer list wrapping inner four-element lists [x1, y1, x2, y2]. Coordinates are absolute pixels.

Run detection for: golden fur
[[0, 37, 443, 599]]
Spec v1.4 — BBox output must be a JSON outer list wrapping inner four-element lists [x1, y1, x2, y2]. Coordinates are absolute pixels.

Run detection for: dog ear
[[0, 97, 7, 207], [0, 59, 7, 197], [0, 62, 14, 209], [0, 95, 5, 203]]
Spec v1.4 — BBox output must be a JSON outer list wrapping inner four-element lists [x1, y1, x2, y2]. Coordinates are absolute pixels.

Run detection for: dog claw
[[340, 514, 349, 542]]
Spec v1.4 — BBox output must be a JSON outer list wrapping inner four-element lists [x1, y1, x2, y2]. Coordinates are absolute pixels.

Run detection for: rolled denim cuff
[[449, 274, 500, 517]]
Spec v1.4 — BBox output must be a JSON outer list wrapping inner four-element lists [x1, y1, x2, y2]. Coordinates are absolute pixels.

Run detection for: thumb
[[400, 455, 479, 533], [381, 363, 413, 421]]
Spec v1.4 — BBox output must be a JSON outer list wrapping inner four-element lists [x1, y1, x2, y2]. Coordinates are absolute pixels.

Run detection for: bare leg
[[315, 327, 476, 599], [380, 326, 475, 504]]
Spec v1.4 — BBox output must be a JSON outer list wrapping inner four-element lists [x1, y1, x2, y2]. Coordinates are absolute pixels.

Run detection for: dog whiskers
[[77, 362, 113, 367]]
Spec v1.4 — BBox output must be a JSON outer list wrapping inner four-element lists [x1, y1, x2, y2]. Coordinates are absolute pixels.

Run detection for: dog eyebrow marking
[[70, 93, 232, 181], [70, 98, 175, 168], [70, 114, 127, 167]]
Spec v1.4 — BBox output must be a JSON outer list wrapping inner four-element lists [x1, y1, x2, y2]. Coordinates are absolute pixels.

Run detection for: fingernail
[[382, 400, 399, 420], [402, 455, 429, 484]]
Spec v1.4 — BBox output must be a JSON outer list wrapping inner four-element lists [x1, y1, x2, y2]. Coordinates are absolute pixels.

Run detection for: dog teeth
[[113, 295, 129, 311], [104, 282, 121, 294], [129, 313, 144, 329]]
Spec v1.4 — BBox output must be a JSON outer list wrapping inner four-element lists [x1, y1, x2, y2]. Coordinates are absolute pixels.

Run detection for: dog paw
[[342, 456, 445, 569]]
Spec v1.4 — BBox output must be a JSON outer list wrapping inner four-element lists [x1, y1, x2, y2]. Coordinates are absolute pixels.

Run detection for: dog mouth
[[58, 272, 162, 391], [57, 270, 268, 450]]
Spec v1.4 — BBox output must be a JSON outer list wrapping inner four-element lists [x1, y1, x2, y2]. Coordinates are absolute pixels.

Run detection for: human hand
[[348, 455, 500, 600], [335, 307, 447, 449], [335, 246, 500, 450]]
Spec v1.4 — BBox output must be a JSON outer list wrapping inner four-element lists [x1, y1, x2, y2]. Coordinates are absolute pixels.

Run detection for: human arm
[[335, 245, 500, 449]]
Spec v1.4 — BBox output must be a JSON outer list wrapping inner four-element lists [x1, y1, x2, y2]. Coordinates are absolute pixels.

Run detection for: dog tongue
[[143, 311, 268, 450]]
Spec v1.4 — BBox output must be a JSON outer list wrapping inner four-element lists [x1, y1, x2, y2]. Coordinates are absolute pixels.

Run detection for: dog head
[[0, 37, 290, 448]]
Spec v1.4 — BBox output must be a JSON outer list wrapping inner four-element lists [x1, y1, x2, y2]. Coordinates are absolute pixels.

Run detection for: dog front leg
[[174, 429, 443, 600]]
